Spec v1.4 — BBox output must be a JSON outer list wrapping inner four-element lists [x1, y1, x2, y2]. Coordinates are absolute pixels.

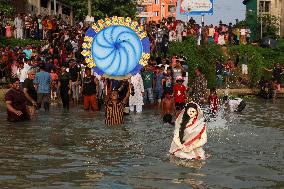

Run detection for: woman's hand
[[182, 144, 194, 152], [14, 110, 23, 116]]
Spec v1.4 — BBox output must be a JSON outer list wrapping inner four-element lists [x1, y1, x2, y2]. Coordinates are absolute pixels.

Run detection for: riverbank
[[1, 88, 284, 103]]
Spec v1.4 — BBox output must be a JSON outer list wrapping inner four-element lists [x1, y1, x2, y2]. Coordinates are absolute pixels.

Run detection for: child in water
[[161, 92, 176, 125], [223, 95, 246, 112], [173, 76, 187, 111], [208, 88, 219, 114]]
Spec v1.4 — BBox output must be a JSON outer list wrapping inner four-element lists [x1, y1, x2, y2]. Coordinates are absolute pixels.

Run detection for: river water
[[0, 99, 283, 189]]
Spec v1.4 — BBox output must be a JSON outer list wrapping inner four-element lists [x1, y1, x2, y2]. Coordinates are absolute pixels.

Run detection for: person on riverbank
[[161, 92, 176, 125], [215, 60, 224, 88], [169, 102, 207, 160], [192, 67, 208, 105], [264, 63, 283, 90], [105, 81, 131, 125], [5, 78, 30, 122], [23, 69, 37, 117]]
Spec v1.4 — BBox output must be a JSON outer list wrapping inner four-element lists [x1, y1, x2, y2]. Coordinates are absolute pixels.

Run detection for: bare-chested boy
[[161, 92, 176, 124]]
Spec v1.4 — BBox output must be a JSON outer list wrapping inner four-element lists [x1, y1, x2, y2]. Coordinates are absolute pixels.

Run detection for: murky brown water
[[0, 99, 283, 189]]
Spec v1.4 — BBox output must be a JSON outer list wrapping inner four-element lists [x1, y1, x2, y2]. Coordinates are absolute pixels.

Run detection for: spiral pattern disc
[[82, 17, 150, 80], [92, 25, 142, 76]]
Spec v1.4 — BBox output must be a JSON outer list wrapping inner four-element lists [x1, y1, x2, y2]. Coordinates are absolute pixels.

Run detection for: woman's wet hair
[[179, 103, 198, 144]]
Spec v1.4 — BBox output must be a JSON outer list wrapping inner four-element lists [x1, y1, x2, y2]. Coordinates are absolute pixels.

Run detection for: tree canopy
[[68, 0, 137, 21], [0, 0, 15, 17]]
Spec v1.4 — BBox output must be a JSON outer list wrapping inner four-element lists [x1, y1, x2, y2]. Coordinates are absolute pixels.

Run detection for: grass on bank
[[1, 37, 45, 48]]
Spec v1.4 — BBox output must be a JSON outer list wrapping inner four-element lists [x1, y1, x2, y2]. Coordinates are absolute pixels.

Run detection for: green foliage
[[1, 37, 45, 48], [0, 0, 15, 17], [259, 14, 280, 39], [229, 45, 284, 86], [168, 36, 283, 88], [254, 14, 281, 39], [69, 0, 137, 21], [168, 36, 224, 88]]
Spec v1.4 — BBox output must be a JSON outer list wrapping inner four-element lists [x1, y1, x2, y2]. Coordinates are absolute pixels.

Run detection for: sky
[[176, 0, 246, 25]]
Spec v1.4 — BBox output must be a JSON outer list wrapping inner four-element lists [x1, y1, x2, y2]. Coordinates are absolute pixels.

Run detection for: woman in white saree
[[169, 102, 207, 160]]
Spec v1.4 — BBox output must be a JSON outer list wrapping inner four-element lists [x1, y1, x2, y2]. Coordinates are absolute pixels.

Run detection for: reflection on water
[[0, 99, 283, 188]]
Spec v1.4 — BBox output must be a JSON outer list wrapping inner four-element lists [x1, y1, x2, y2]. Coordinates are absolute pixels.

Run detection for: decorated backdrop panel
[[81, 17, 150, 80]]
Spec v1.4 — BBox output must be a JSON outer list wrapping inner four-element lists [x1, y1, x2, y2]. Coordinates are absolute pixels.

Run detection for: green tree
[[0, 0, 15, 17], [255, 14, 280, 39], [68, 0, 137, 21]]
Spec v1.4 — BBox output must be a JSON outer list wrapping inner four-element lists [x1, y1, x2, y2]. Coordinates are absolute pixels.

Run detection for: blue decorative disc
[[91, 25, 142, 77]]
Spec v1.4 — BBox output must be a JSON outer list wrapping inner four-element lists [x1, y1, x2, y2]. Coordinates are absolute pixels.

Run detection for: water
[[0, 99, 283, 189]]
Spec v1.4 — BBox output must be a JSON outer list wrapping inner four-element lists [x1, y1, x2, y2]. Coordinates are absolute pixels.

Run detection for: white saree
[[169, 103, 207, 160]]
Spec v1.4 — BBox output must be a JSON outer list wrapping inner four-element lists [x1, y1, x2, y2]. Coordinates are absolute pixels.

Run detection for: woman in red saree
[[169, 102, 207, 160]]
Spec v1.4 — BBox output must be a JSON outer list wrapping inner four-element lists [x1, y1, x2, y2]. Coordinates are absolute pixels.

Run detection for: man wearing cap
[[5, 78, 30, 122]]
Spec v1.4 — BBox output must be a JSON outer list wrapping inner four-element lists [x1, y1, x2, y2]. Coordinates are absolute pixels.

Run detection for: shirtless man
[[161, 92, 176, 124]]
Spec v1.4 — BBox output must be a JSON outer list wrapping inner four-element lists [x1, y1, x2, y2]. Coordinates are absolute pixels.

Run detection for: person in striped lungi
[[105, 81, 131, 126]]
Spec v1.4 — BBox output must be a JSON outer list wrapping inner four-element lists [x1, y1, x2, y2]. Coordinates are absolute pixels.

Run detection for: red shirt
[[208, 95, 219, 113], [173, 84, 186, 103]]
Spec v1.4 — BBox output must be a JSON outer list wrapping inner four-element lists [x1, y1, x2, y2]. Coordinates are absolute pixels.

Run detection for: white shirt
[[241, 29, 246, 36], [17, 63, 30, 82], [228, 98, 242, 112]]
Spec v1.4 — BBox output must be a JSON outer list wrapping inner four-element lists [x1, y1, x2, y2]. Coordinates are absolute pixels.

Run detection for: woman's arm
[[123, 81, 131, 105], [172, 114, 183, 148], [183, 130, 207, 152]]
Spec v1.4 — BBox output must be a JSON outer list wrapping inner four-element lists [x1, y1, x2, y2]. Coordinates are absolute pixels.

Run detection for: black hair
[[196, 66, 202, 73], [223, 95, 229, 102], [10, 77, 20, 84], [179, 103, 198, 144], [85, 67, 91, 72], [210, 87, 216, 93], [39, 63, 45, 70]]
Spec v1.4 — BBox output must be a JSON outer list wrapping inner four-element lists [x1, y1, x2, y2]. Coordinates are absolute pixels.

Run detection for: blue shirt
[[155, 73, 165, 90], [23, 49, 32, 59], [34, 71, 51, 93]]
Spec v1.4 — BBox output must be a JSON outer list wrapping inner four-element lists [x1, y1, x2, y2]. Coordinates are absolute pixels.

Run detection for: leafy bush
[[229, 45, 284, 85], [169, 36, 282, 88], [168, 36, 224, 88], [0, 0, 15, 17], [1, 37, 45, 48]]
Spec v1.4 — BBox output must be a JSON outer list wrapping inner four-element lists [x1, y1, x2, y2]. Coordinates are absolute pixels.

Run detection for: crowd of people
[[0, 13, 282, 126], [145, 17, 252, 57], [2, 13, 272, 162]]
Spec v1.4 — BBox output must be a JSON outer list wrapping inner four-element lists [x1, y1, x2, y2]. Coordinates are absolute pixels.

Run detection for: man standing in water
[[5, 78, 30, 122], [34, 64, 51, 112], [105, 80, 131, 125], [82, 67, 99, 111], [23, 69, 37, 118], [58, 66, 72, 110]]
